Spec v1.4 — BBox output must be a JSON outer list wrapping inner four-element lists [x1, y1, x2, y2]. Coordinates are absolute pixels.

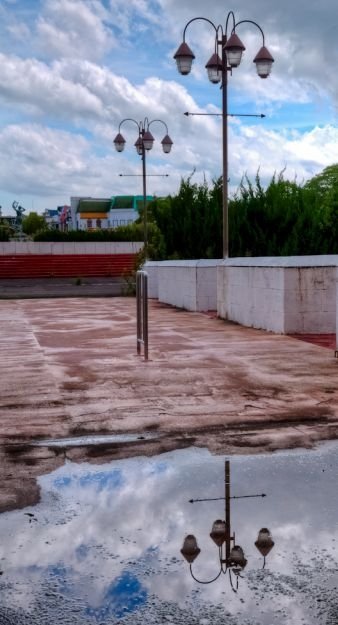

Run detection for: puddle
[[0, 442, 338, 624], [30, 433, 157, 448]]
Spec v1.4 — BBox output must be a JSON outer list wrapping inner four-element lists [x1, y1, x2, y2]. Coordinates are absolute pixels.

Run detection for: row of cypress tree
[[145, 164, 338, 259]]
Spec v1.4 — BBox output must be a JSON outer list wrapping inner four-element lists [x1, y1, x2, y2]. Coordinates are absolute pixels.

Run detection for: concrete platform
[[1, 296, 338, 512], [0, 277, 128, 298]]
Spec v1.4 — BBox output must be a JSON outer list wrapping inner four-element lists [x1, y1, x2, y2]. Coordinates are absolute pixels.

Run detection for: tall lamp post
[[181, 460, 274, 591], [174, 11, 274, 258], [113, 118, 173, 258]]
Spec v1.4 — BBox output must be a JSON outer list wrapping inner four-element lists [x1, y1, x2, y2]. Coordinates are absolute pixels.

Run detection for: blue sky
[[1, 0, 338, 214]]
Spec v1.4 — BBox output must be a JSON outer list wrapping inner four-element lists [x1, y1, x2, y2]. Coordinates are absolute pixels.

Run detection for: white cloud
[[0, 0, 336, 210], [228, 124, 338, 189], [0, 124, 94, 196], [36, 0, 115, 61], [0, 53, 105, 120]]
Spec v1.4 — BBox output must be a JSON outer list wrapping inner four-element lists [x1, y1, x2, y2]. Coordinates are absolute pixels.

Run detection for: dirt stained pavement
[[1, 296, 338, 513]]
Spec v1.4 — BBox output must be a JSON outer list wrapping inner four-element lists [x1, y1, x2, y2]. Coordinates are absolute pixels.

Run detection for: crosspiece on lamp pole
[[118, 174, 169, 177], [184, 111, 266, 118], [113, 117, 173, 259], [189, 493, 266, 503], [174, 10, 274, 259]]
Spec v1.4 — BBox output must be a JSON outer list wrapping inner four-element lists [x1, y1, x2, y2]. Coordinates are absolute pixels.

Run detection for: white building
[[70, 195, 153, 231]]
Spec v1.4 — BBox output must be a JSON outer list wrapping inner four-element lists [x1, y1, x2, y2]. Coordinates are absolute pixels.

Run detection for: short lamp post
[[174, 11, 274, 258], [180, 460, 274, 591], [113, 118, 173, 258]]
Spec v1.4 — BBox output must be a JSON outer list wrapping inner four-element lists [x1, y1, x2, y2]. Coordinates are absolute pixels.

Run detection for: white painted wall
[[217, 256, 338, 333], [145, 256, 338, 331], [0, 242, 143, 255], [284, 266, 336, 333], [144, 260, 219, 311], [217, 265, 285, 332], [144, 262, 159, 298], [109, 208, 137, 227]]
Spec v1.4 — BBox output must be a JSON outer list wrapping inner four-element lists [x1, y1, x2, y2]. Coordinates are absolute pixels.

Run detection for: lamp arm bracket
[[225, 11, 236, 35], [148, 118, 169, 135], [233, 19, 265, 45], [229, 568, 239, 593], [189, 564, 223, 585], [182, 16, 218, 42], [119, 118, 142, 133]]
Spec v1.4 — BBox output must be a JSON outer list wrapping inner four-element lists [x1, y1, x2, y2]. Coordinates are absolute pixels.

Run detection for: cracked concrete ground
[[1, 296, 338, 512]]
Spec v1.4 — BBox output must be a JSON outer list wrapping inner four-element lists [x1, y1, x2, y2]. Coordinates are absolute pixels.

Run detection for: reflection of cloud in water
[[53, 468, 124, 491], [85, 571, 147, 621], [0, 444, 338, 623]]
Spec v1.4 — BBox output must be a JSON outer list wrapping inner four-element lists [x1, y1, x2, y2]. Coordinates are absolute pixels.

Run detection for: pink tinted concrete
[[1, 297, 338, 512], [289, 334, 336, 350]]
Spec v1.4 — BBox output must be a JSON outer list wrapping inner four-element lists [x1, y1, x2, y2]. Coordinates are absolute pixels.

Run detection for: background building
[[70, 195, 153, 231], [43, 206, 71, 230]]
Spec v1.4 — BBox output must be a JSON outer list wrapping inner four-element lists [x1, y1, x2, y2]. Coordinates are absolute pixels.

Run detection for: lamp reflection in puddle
[[181, 460, 274, 591]]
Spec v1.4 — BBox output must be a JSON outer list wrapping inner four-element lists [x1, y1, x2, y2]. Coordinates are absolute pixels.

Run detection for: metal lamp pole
[[174, 11, 274, 258], [113, 118, 173, 259]]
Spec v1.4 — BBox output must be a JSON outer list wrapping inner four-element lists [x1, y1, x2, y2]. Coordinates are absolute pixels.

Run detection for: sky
[[1, 0, 338, 214]]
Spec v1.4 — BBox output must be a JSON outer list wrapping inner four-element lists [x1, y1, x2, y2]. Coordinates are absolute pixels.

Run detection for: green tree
[[303, 164, 338, 253], [149, 174, 223, 259], [0, 221, 11, 241], [22, 212, 46, 236]]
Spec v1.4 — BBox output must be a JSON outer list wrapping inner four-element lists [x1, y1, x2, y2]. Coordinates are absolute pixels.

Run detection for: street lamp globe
[[224, 32, 246, 68], [253, 46, 274, 78], [161, 134, 173, 154], [113, 132, 126, 152], [134, 137, 143, 155], [229, 545, 247, 569], [255, 528, 275, 557], [181, 534, 201, 563], [142, 130, 155, 150], [205, 53, 223, 84], [174, 41, 196, 75], [210, 519, 226, 546]]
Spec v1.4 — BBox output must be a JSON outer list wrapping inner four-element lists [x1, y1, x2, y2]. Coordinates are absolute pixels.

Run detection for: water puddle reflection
[[0, 443, 338, 624], [30, 432, 157, 448]]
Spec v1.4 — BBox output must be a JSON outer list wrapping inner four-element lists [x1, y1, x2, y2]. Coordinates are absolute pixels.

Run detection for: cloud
[[36, 0, 115, 61], [0, 0, 337, 210], [228, 124, 338, 188], [0, 124, 94, 196], [0, 53, 104, 120], [157, 0, 338, 108]]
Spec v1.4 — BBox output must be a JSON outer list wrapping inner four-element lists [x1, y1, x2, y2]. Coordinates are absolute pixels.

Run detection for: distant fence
[[0, 242, 143, 279]]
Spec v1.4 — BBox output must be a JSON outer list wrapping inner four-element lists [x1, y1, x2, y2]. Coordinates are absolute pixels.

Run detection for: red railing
[[0, 254, 136, 278]]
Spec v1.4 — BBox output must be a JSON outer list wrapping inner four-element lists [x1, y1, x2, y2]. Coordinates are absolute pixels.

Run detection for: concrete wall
[[217, 256, 338, 333], [0, 242, 143, 255], [144, 260, 219, 311], [145, 256, 338, 332], [217, 265, 285, 332], [284, 266, 336, 333], [144, 262, 159, 299]]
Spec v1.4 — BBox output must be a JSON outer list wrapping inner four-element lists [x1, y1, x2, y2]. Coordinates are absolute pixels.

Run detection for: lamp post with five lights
[[174, 11, 274, 258], [114, 118, 173, 258]]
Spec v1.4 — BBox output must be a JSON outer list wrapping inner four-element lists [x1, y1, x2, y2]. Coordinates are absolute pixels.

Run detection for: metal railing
[[136, 270, 148, 360]]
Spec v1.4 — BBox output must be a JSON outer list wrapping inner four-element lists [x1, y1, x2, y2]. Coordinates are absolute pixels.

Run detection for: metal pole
[[142, 141, 148, 259], [136, 270, 149, 360], [222, 35, 229, 259], [143, 273, 148, 360], [225, 460, 231, 564], [136, 272, 141, 354]]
